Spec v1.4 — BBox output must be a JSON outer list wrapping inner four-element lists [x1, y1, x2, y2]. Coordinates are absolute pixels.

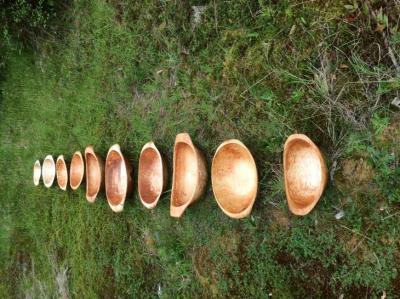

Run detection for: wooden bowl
[[211, 139, 258, 218], [105, 144, 133, 212], [171, 133, 207, 218], [42, 155, 55, 188], [85, 146, 104, 203], [138, 142, 167, 209], [70, 151, 85, 190], [56, 155, 68, 191], [33, 160, 41, 186], [283, 134, 328, 216]]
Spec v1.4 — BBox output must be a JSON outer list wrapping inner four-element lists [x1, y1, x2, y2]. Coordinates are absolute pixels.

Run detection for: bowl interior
[[33, 161, 41, 185], [105, 150, 127, 205], [70, 154, 84, 188], [285, 139, 323, 206], [42, 158, 55, 185], [86, 153, 101, 197], [56, 158, 68, 188], [172, 142, 197, 206], [212, 143, 257, 214], [139, 147, 163, 204]]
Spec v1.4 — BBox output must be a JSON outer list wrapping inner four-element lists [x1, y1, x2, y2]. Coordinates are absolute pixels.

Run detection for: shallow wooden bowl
[[170, 133, 207, 218], [85, 146, 104, 203], [211, 139, 258, 219], [42, 155, 55, 188], [33, 160, 41, 186], [56, 155, 68, 191], [105, 144, 133, 212], [70, 151, 85, 190], [283, 134, 328, 216], [138, 142, 167, 209]]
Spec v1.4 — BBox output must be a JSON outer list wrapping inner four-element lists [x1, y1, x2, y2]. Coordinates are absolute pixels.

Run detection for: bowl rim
[[33, 160, 41, 186], [85, 145, 102, 203], [69, 151, 84, 190], [170, 133, 199, 213], [138, 141, 165, 209], [283, 133, 327, 216], [56, 155, 68, 191], [211, 139, 258, 219], [42, 155, 55, 188], [105, 144, 128, 212]]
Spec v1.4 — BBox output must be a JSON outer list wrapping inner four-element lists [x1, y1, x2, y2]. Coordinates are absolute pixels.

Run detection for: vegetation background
[[0, 0, 399, 297]]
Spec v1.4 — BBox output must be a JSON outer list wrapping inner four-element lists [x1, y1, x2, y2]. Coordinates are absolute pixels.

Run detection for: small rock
[[192, 6, 208, 28], [391, 97, 400, 109], [335, 210, 345, 220]]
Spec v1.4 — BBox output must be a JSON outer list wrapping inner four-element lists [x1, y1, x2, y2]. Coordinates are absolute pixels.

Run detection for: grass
[[0, 0, 399, 297]]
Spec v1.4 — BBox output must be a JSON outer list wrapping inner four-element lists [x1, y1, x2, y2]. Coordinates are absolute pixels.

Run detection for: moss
[[336, 157, 376, 194], [374, 115, 400, 155]]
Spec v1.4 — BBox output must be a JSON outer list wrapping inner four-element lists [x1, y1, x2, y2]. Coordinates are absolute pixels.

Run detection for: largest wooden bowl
[[42, 155, 55, 188], [211, 139, 258, 218], [56, 155, 68, 191], [85, 146, 104, 203], [170, 133, 207, 218], [138, 141, 167, 209], [33, 160, 41, 186], [105, 144, 133, 212], [70, 151, 85, 190], [283, 134, 328, 216]]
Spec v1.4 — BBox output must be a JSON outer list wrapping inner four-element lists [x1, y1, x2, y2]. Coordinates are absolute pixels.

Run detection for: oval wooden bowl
[[211, 139, 258, 219], [170, 133, 207, 218], [33, 160, 41, 186], [138, 142, 167, 209], [42, 155, 55, 188], [56, 155, 68, 191], [70, 151, 85, 190], [85, 146, 104, 203], [283, 134, 328, 216], [105, 144, 133, 212]]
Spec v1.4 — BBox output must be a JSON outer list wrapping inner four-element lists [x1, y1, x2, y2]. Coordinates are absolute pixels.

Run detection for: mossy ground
[[0, 0, 399, 297]]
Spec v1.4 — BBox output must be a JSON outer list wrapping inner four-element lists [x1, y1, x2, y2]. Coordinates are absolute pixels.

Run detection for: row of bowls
[[33, 133, 327, 218]]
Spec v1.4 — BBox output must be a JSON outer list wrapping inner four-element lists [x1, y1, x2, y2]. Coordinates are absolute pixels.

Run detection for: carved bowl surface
[[212, 140, 258, 218]]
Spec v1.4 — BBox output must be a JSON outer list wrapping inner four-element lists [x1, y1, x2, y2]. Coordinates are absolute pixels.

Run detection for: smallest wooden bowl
[[283, 134, 327, 216], [211, 139, 258, 219], [42, 155, 55, 188], [33, 160, 41, 186], [70, 151, 85, 190], [138, 142, 167, 209], [56, 155, 68, 191]]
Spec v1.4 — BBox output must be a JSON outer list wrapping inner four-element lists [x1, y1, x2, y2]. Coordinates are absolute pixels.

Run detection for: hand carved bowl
[[283, 134, 327, 216], [70, 151, 85, 190], [85, 146, 104, 203], [211, 139, 258, 219], [105, 144, 133, 212], [138, 142, 167, 209], [33, 160, 41, 186], [56, 155, 68, 190], [171, 133, 207, 218], [42, 155, 55, 188]]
